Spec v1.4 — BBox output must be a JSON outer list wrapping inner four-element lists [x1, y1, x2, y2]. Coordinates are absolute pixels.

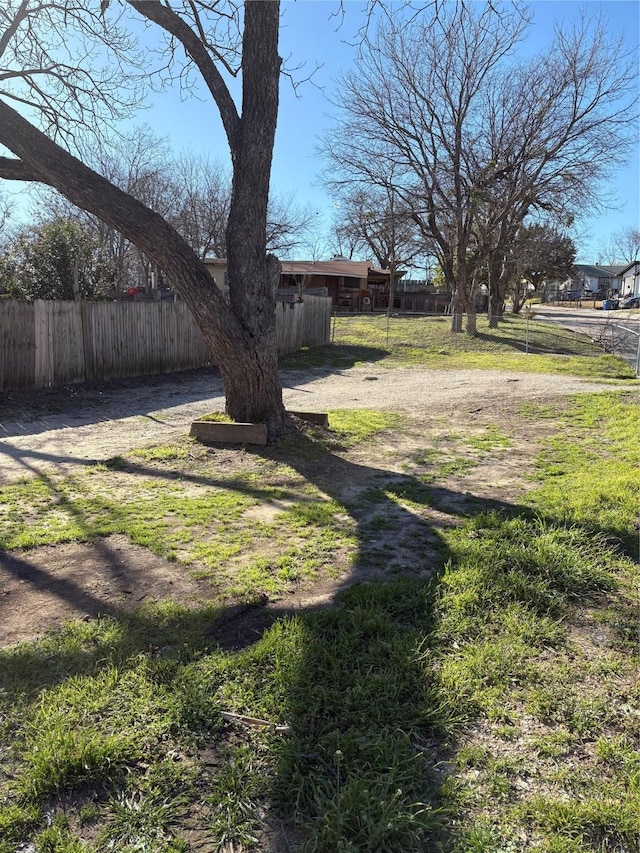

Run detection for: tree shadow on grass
[[471, 323, 600, 357], [0, 421, 506, 643], [0, 427, 632, 852], [0, 426, 514, 661], [280, 343, 389, 372]]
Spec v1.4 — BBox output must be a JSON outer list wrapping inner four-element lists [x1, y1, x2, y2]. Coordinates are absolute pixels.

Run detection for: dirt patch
[[0, 366, 622, 648], [0, 365, 615, 484], [0, 535, 209, 646]]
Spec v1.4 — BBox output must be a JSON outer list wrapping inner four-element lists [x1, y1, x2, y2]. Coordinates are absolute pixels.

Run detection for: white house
[[618, 260, 640, 297], [571, 264, 626, 294]]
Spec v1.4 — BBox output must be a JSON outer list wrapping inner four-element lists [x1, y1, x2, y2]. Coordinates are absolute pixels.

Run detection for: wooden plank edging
[[190, 421, 268, 446], [288, 411, 330, 426], [190, 411, 329, 445]]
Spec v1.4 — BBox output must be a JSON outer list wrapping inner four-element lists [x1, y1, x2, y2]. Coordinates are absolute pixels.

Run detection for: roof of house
[[617, 260, 640, 276], [204, 257, 404, 280], [280, 259, 402, 279], [574, 264, 626, 278]]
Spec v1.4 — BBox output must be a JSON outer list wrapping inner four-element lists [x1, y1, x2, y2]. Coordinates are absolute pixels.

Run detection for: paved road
[[533, 304, 640, 337], [533, 304, 640, 374]]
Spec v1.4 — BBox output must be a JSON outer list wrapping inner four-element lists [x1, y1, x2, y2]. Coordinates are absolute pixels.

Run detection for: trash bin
[[602, 299, 612, 310]]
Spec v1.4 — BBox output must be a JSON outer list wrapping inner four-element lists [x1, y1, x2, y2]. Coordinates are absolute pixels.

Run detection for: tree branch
[[0, 97, 235, 331], [0, 0, 31, 62], [127, 0, 240, 148], [0, 155, 43, 182]]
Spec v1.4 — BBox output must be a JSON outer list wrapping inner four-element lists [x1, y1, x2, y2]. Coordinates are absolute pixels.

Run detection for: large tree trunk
[[488, 289, 504, 328], [450, 292, 463, 333], [487, 252, 506, 329], [512, 280, 528, 314], [465, 308, 477, 336], [0, 2, 293, 442], [223, 1, 291, 439], [451, 269, 480, 337], [462, 286, 478, 336], [221, 338, 286, 425]]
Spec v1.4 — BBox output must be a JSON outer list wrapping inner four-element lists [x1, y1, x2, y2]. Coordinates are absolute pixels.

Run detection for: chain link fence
[[331, 311, 611, 360], [604, 323, 640, 376]]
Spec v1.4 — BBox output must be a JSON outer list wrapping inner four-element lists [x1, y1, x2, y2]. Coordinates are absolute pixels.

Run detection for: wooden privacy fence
[[0, 295, 331, 390]]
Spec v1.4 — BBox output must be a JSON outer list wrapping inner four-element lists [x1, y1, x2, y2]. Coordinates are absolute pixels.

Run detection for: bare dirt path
[[0, 365, 618, 484], [0, 365, 627, 647]]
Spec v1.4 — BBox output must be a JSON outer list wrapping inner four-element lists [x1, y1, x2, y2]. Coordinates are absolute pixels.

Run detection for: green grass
[[0, 409, 403, 599], [2, 505, 636, 850], [527, 392, 640, 554], [195, 411, 232, 422], [465, 425, 512, 452], [281, 314, 635, 379], [0, 392, 639, 851], [421, 392, 639, 850], [129, 441, 206, 462], [401, 423, 512, 485], [328, 408, 403, 446]]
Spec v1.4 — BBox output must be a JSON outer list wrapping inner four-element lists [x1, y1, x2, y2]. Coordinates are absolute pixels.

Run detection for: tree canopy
[[322, 2, 638, 332]]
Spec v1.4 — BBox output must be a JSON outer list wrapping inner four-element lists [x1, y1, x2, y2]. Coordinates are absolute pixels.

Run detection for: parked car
[[619, 295, 640, 309]]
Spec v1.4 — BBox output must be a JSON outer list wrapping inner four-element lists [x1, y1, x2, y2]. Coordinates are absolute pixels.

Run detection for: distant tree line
[[329, 188, 578, 314], [0, 128, 315, 302]]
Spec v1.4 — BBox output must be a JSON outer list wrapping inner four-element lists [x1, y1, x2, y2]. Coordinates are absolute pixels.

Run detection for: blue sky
[[141, 0, 640, 264], [277, 1, 640, 264], [5, 0, 639, 264]]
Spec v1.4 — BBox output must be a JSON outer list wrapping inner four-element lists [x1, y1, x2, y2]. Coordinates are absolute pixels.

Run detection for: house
[[571, 264, 626, 295], [618, 260, 640, 297], [278, 258, 405, 310], [204, 258, 229, 294], [204, 257, 405, 311]]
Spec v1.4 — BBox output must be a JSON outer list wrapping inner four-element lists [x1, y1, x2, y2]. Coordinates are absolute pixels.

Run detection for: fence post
[[525, 316, 529, 354], [636, 332, 640, 377], [80, 301, 93, 382], [34, 300, 54, 388]]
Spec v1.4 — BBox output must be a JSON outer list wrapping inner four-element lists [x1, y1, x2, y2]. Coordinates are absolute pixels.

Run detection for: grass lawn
[[0, 326, 639, 852], [282, 313, 635, 379]]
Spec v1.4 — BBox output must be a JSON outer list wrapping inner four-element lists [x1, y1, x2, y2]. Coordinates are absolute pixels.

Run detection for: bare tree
[[322, 3, 638, 334], [37, 127, 177, 293], [329, 186, 422, 270], [598, 226, 640, 265], [38, 137, 313, 280], [169, 153, 231, 261], [0, 194, 10, 247], [475, 10, 637, 323], [322, 3, 531, 334], [0, 0, 290, 438], [266, 194, 318, 255]]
